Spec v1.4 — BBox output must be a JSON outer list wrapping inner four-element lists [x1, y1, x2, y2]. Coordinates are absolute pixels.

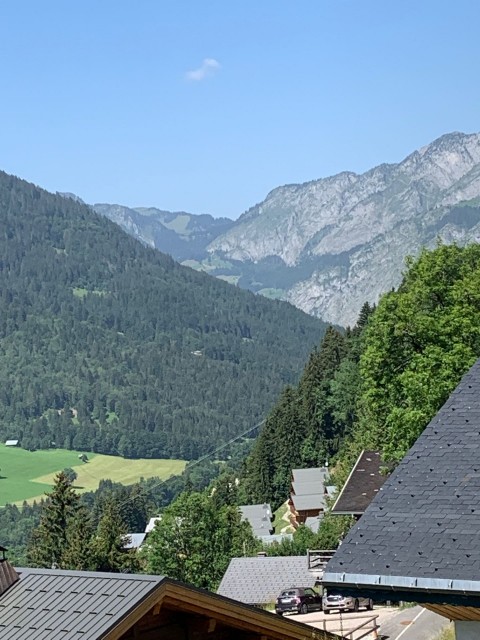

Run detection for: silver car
[[322, 591, 373, 614]]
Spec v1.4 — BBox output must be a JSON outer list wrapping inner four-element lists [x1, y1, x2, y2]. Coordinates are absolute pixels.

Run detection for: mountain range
[[93, 132, 480, 326]]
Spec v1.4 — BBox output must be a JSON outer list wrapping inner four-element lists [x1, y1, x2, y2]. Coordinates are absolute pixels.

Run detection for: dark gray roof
[[0, 567, 164, 639], [331, 450, 387, 515], [217, 556, 319, 604], [323, 359, 480, 603], [239, 504, 273, 537]]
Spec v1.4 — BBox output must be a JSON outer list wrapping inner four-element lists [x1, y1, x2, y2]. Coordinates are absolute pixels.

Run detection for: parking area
[[287, 605, 399, 639]]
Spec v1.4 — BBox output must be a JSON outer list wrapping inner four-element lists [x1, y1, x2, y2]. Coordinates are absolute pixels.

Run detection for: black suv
[[275, 587, 323, 615]]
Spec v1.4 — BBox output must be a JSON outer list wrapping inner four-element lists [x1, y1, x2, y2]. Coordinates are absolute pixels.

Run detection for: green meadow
[[0, 445, 186, 506]]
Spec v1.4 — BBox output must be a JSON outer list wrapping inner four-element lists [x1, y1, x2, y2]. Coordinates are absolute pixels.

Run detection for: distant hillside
[[0, 172, 326, 459], [95, 132, 480, 326], [93, 203, 233, 262]]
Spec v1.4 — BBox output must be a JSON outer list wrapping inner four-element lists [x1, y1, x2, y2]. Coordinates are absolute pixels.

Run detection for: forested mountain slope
[[0, 172, 326, 459]]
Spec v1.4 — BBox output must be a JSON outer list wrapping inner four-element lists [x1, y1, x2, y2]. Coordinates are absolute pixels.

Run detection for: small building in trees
[[323, 359, 480, 640], [4, 440, 18, 447], [289, 467, 330, 526]]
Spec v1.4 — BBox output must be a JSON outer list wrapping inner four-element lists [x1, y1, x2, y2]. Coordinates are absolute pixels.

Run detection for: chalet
[[322, 358, 480, 640], [0, 558, 332, 639], [289, 468, 329, 526]]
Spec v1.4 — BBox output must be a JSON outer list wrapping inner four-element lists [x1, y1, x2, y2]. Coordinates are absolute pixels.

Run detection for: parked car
[[275, 587, 323, 615], [322, 590, 373, 614]]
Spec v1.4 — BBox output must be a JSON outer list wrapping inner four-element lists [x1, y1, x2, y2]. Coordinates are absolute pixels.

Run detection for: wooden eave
[[425, 603, 480, 622], [105, 579, 333, 640]]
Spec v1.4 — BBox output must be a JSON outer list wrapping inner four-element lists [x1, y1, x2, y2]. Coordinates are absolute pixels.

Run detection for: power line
[[115, 418, 265, 509]]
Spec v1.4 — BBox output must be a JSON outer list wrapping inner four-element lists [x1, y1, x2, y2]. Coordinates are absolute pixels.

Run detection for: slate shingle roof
[[217, 556, 319, 604], [323, 359, 480, 601], [331, 450, 386, 515], [0, 567, 164, 639], [239, 504, 273, 537]]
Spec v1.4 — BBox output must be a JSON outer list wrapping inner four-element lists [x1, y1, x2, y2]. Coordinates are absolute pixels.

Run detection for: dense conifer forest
[[243, 243, 480, 508], [0, 171, 327, 458]]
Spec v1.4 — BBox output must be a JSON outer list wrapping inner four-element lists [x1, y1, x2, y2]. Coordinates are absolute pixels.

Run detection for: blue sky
[[0, 1, 479, 218]]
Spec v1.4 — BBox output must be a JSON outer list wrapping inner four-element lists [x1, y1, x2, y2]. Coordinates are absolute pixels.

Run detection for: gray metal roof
[[217, 556, 319, 604], [323, 358, 480, 600], [0, 567, 164, 639], [291, 468, 328, 484], [239, 504, 273, 537], [325, 485, 337, 499], [291, 480, 324, 496], [144, 516, 162, 533], [291, 493, 326, 511]]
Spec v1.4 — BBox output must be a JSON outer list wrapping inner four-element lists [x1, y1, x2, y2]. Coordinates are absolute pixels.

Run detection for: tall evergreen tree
[[62, 507, 95, 570], [26, 471, 80, 568], [92, 496, 139, 573]]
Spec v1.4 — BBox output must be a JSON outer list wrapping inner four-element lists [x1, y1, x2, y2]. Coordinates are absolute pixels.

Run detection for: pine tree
[[92, 496, 139, 573], [62, 508, 95, 570], [26, 471, 80, 568]]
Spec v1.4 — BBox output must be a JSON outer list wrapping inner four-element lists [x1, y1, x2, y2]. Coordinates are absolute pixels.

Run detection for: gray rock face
[[86, 132, 480, 327], [207, 132, 480, 325]]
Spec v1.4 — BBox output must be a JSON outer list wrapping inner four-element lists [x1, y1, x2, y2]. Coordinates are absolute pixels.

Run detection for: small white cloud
[[185, 58, 221, 82]]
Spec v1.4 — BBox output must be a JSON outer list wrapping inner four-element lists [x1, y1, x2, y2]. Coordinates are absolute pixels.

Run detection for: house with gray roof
[[322, 358, 480, 640], [0, 557, 333, 639], [218, 555, 323, 605], [289, 467, 329, 525]]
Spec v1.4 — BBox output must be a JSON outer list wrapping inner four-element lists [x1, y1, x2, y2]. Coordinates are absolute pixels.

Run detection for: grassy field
[[0, 445, 186, 506]]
